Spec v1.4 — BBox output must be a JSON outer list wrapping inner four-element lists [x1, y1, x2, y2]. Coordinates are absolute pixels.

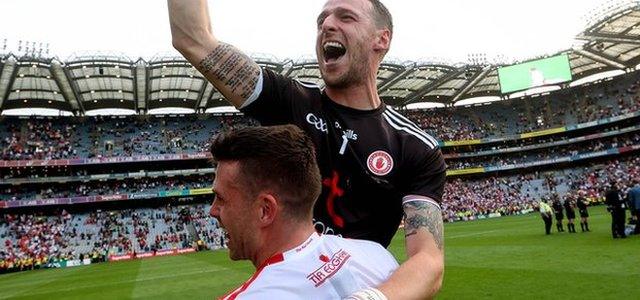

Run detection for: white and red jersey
[[220, 232, 398, 300]]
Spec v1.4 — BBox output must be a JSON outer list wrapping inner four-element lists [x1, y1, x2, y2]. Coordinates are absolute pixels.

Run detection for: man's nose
[[320, 14, 338, 33], [210, 201, 220, 218]]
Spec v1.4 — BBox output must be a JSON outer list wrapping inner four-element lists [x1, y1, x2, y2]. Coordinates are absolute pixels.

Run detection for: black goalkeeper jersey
[[241, 69, 446, 247]]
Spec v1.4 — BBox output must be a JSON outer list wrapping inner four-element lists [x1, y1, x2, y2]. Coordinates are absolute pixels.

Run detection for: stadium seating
[[405, 72, 640, 140], [2, 65, 640, 274], [0, 115, 256, 160], [0, 204, 224, 273]]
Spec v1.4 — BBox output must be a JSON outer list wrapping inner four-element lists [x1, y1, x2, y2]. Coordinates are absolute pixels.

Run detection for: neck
[[251, 221, 316, 268], [325, 67, 381, 110]]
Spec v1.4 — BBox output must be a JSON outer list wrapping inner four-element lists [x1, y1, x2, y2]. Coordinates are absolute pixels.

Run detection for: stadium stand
[[405, 72, 640, 140], [1, 203, 224, 273], [0, 115, 256, 160]]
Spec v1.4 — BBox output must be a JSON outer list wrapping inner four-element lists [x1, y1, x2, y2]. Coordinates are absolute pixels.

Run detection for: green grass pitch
[[1, 206, 638, 299]]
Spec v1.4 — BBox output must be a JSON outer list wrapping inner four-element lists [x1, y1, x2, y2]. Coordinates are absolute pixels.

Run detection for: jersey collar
[[322, 91, 386, 117], [282, 232, 322, 261]]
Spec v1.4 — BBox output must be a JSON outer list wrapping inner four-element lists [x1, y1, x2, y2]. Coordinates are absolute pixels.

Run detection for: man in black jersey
[[552, 195, 565, 232], [169, 0, 447, 298], [576, 191, 590, 232], [605, 181, 627, 238], [563, 195, 576, 233]]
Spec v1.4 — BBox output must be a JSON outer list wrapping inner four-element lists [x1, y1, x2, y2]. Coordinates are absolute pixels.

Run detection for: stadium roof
[[1, 3, 640, 115]]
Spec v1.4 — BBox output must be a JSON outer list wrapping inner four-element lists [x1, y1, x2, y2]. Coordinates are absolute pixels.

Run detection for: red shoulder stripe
[[219, 253, 285, 300]]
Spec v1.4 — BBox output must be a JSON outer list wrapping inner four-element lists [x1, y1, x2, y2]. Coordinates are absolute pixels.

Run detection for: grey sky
[[1, 0, 610, 63]]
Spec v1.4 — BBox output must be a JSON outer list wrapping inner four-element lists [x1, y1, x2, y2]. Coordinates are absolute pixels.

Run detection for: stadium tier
[[405, 71, 640, 140], [1, 70, 638, 220]]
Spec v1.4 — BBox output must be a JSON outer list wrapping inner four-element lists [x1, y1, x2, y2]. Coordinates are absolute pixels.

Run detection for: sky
[[0, 0, 617, 64]]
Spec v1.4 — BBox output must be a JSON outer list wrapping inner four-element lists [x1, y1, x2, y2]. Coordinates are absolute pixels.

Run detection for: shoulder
[[293, 78, 322, 90], [225, 264, 311, 299], [323, 235, 396, 262], [263, 68, 321, 93], [380, 107, 440, 151]]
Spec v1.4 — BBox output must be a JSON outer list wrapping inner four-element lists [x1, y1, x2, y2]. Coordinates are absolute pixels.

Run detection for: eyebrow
[[317, 11, 328, 25], [317, 7, 359, 25]]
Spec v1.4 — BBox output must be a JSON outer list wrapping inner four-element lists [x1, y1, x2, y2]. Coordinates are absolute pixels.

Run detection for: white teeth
[[323, 41, 345, 50]]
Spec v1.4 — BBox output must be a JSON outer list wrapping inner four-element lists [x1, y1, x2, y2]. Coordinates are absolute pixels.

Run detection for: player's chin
[[227, 247, 240, 261], [228, 252, 240, 261]]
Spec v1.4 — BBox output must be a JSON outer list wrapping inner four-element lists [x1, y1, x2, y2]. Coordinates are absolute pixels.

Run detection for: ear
[[256, 192, 278, 228], [373, 28, 391, 54]]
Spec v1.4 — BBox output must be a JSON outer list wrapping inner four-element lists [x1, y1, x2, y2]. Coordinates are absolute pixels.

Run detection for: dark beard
[[322, 54, 369, 89]]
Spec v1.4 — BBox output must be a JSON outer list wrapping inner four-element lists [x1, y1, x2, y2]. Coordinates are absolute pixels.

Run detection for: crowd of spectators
[[2, 153, 639, 273], [404, 73, 640, 141], [190, 205, 226, 249], [2, 66, 640, 275], [564, 156, 640, 202], [0, 211, 80, 273], [442, 177, 536, 222], [0, 121, 79, 161], [0, 115, 256, 161], [1, 175, 212, 202], [0, 72, 637, 162], [0, 204, 224, 274], [441, 154, 640, 222], [446, 132, 640, 170], [403, 108, 481, 141]]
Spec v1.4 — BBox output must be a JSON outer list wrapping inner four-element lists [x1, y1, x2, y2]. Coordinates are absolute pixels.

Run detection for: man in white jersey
[[209, 125, 398, 299]]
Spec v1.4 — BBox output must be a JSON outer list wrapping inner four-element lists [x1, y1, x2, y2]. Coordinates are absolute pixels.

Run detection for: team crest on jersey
[[367, 150, 393, 176]]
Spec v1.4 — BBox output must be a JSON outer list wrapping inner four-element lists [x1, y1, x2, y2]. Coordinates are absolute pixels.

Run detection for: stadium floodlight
[[467, 53, 487, 66]]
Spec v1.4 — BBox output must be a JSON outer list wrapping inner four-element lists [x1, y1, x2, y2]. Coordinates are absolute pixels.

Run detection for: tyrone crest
[[367, 150, 393, 176]]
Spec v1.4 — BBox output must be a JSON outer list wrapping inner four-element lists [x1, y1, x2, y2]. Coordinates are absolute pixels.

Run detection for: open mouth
[[323, 41, 346, 63]]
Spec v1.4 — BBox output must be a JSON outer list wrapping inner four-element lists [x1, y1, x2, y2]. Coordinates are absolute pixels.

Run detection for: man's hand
[[167, 0, 261, 108], [345, 287, 388, 300], [377, 197, 444, 300]]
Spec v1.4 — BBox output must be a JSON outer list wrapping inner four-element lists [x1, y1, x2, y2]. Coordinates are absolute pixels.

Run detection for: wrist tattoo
[[197, 42, 260, 100], [403, 201, 444, 250]]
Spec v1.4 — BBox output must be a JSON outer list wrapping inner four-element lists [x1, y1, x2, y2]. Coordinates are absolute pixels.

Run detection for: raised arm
[[168, 0, 261, 108], [378, 197, 444, 299]]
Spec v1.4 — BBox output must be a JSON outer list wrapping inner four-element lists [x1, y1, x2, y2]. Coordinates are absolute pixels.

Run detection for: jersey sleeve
[[240, 68, 317, 126], [401, 146, 447, 204]]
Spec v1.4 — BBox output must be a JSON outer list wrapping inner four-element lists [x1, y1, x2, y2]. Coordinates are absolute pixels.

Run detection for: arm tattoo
[[403, 201, 444, 250], [197, 43, 260, 100]]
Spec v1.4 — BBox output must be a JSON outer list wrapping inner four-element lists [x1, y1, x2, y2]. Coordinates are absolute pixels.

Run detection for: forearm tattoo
[[403, 201, 444, 250], [197, 43, 260, 100]]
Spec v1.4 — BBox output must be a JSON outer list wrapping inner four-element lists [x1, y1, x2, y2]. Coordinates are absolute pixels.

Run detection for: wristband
[[344, 287, 388, 300]]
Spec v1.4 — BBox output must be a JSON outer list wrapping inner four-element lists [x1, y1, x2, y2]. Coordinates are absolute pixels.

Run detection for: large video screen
[[498, 54, 572, 94]]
